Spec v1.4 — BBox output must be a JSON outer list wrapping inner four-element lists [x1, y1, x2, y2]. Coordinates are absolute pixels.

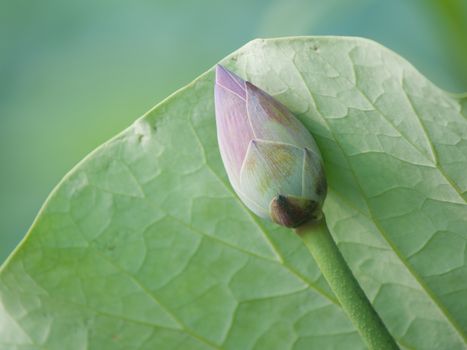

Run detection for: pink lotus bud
[[214, 65, 326, 228]]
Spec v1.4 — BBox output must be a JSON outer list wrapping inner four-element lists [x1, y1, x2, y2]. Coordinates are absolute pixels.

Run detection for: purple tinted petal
[[239, 140, 304, 212], [245, 82, 318, 150], [214, 66, 326, 226], [215, 65, 246, 100], [215, 71, 254, 185]]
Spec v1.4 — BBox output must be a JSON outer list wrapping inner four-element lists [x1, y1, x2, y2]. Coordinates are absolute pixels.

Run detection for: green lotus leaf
[[1, 37, 466, 350]]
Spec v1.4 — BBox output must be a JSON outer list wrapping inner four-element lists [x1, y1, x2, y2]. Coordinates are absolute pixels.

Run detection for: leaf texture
[[1, 37, 466, 349]]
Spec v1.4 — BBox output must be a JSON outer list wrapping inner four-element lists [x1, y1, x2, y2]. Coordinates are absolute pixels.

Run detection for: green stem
[[296, 216, 398, 350]]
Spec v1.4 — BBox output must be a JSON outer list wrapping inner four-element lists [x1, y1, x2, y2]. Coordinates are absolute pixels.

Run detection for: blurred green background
[[1, 0, 466, 263]]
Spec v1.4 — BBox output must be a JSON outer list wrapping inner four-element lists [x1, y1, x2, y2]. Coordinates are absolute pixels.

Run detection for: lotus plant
[[214, 65, 398, 350], [214, 65, 326, 228]]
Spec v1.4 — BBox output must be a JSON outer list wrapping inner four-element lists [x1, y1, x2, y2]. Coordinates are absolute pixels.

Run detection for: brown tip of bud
[[269, 195, 322, 228]]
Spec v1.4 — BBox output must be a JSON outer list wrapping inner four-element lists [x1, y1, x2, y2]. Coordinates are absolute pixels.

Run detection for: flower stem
[[296, 216, 399, 350]]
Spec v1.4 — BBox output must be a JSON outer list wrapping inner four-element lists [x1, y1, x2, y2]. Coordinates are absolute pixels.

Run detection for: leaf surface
[[1, 37, 466, 349]]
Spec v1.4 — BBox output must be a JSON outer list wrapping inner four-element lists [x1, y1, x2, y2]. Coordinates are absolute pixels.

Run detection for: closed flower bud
[[214, 65, 326, 228]]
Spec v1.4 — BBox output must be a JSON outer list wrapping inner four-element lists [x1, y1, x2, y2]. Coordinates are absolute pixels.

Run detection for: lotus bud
[[214, 65, 326, 228]]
